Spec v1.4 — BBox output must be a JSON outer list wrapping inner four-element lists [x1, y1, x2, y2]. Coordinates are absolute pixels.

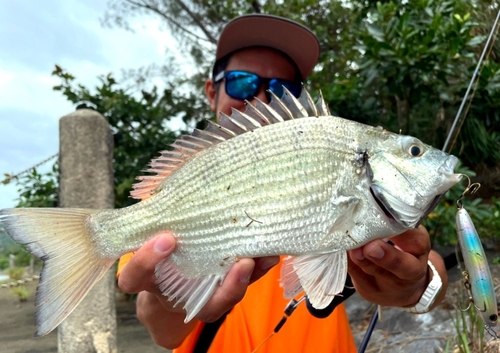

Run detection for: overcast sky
[[0, 1, 186, 209]]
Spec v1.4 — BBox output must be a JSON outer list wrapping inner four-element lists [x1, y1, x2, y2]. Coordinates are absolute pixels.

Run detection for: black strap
[[193, 310, 230, 353], [305, 274, 356, 318]]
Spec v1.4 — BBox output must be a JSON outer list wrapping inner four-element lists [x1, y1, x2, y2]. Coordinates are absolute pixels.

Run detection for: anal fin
[[280, 251, 348, 310], [155, 258, 225, 322]]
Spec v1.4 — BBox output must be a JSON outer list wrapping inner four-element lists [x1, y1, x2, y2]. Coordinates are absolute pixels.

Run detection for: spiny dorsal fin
[[280, 87, 309, 118], [249, 97, 285, 124], [131, 88, 330, 200], [218, 112, 248, 134], [203, 120, 237, 139], [229, 108, 262, 130], [298, 89, 318, 116], [242, 100, 271, 125], [268, 90, 294, 120], [316, 90, 330, 116]]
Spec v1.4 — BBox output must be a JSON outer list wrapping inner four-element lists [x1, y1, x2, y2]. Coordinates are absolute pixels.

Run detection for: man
[[117, 14, 448, 352]]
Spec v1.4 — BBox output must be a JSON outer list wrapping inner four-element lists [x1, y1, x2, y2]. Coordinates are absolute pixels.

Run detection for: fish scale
[[0, 88, 461, 335]]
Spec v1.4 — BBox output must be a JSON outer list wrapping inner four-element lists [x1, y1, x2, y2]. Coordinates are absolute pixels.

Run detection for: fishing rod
[[359, 9, 500, 353], [442, 9, 500, 153]]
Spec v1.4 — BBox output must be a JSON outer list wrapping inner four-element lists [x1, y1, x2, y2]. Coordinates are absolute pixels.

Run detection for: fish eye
[[409, 145, 422, 157], [401, 137, 426, 157]]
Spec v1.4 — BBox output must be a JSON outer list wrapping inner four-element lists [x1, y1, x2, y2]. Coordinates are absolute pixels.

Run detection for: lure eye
[[489, 313, 498, 322], [409, 145, 423, 157]]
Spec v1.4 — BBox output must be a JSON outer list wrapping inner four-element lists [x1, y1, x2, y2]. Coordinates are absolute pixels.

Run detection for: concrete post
[[58, 109, 117, 353]]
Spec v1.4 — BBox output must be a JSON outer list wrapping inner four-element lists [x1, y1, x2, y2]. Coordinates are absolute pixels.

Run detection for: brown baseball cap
[[215, 14, 320, 80]]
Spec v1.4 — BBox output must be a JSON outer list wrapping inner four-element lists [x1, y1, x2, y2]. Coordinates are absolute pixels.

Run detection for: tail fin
[[0, 208, 116, 337]]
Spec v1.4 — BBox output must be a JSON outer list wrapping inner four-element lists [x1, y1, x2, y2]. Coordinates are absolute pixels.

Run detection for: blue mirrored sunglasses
[[214, 70, 302, 101]]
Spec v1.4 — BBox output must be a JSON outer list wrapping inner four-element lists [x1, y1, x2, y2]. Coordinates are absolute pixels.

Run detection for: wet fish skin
[[0, 88, 461, 336]]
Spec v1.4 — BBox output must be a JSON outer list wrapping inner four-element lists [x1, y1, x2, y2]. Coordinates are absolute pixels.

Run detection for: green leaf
[[466, 35, 486, 47], [366, 23, 385, 42]]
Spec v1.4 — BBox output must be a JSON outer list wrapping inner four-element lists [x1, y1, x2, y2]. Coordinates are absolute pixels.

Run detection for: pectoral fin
[[315, 196, 359, 249], [280, 251, 348, 309]]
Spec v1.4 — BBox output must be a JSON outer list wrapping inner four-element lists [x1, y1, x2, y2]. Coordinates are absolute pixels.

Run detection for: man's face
[[205, 47, 299, 119]]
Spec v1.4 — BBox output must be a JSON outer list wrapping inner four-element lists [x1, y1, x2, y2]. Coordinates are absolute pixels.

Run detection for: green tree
[[10, 65, 210, 209], [14, 165, 58, 208], [52, 65, 210, 207]]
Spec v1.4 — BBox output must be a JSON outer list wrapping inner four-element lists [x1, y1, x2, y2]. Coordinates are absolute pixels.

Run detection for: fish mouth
[[416, 194, 444, 226], [370, 186, 443, 228], [370, 186, 398, 223], [369, 155, 461, 229]]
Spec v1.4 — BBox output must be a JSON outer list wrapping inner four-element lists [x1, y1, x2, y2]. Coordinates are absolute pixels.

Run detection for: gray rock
[[346, 260, 500, 352]]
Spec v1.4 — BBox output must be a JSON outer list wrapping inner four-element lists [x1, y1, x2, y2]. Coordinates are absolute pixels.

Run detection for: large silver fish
[[0, 89, 461, 336]]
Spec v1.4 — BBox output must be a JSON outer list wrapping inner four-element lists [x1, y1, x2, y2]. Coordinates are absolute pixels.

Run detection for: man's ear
[[205, 79, 217, 112]]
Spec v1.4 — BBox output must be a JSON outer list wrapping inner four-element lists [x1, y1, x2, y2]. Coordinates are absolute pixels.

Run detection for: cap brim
[[216, 14, 320, 80]]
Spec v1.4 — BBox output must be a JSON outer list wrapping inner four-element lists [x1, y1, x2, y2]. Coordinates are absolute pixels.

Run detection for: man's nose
[[249, 83, 269, 104]]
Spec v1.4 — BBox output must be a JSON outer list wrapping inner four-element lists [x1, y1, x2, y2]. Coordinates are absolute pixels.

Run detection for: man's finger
[[195, 258, 255, 322], [119, 232, 176, 294], [251, 256, 280, 283], [349, 239, 426, 281], [388, 226, 431, 257]]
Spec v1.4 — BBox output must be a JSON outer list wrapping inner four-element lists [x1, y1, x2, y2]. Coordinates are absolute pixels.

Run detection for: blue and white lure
[[455, 180, 498, 338]]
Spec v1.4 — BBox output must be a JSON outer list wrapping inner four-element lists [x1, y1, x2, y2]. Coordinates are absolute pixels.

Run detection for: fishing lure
[[456, 180, 498, 338]]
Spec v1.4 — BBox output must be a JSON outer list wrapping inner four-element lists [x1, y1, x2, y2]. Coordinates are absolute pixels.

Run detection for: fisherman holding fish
[[116, 14, 451, 352], [1, 12, 460, 351]]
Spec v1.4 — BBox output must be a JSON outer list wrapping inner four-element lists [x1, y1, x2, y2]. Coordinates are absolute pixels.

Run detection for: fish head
[[367, 135, 462, 228]]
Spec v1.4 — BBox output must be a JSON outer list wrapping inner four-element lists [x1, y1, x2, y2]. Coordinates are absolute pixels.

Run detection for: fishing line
[[251, 275, 358, 352], [250, 296, 305, 353], [358, 308, 378, 353]]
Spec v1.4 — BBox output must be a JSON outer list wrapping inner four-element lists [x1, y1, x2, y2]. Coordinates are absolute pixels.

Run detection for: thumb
[[118, 232, 176, 294]]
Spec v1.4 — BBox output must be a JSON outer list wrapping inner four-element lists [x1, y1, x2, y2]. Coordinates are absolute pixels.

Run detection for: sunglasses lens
[[269, 79, 302, 99], [225, 71, 260, 100]]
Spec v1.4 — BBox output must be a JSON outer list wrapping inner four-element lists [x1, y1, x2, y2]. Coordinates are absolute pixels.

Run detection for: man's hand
[[118, 232, 280, 348], [347, 225, 447, 310]]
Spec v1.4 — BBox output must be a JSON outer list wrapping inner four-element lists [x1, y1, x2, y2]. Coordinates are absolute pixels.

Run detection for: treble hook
[[459, 271, 488, 313], [459, 271, 474, 311], [456, 174, 481, 209]]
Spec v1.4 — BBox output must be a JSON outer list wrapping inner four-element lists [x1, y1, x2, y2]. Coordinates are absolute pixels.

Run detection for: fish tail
[[0, 208, 116, 337]]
